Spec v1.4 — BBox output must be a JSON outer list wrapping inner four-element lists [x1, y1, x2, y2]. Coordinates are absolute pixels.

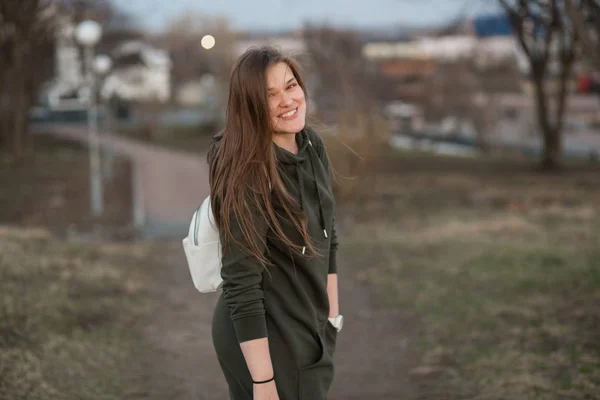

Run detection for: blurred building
[[44, 15, 86, 109], [362, 11, 535, 141], [101, 41, 172, 103], [362, 39, 436, 104], [41, 16, 171, 112], [234, 32, 306, 58], [175, 74, 216, 107], [362, 13, 525, 105], [492, 93, 600, 157]]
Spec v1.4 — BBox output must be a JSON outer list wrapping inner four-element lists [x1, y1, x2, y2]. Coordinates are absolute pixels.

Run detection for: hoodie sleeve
[[219, 195, 269, 343], [308, 128, 339, 275], [328, 215, 339, 274]]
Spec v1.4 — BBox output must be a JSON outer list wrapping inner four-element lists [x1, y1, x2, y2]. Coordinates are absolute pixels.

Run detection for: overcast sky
[[118, 0, 502, 32]]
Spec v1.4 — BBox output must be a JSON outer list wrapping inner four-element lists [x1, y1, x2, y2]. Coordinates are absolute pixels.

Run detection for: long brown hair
[[208, 47, 316, 268]]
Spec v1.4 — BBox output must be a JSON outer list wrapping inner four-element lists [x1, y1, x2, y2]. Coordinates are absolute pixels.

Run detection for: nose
[[280, 90, 293, 107]]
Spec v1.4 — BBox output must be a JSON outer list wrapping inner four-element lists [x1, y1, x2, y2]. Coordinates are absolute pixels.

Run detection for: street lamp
[[93, 54, 114, 183], [75, 20, 103, 217], [94, 54, 112, 75], [201, 34, 216, 50]]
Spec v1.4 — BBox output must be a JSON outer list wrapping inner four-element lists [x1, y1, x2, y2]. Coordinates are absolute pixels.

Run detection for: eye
[[288, 83, 297, 90], [268, 92, 277, 98]]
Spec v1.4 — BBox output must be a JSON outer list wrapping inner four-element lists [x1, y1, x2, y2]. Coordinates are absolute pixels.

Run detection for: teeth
[[281, 109, 297, 118]]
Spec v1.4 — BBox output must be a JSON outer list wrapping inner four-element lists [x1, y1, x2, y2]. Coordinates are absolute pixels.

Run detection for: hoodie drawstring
[[295, 163, 307, 256], [280, 133, 329, 258], [307, 139, 328, 240]]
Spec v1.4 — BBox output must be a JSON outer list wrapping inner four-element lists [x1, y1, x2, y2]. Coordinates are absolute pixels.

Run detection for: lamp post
[[75, 20, 103, 216], [201, 34, 222, 124], [93, 54, 114, 182], [94, 54, 113, 182], [94, 54, 112, 76]]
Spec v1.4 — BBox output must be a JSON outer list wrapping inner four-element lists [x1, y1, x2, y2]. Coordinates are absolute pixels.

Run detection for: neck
[[272, 132, 298, 154]]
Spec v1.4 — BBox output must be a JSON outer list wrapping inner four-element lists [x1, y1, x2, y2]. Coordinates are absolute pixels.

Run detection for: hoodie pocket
[[324, 320, 338, 358], [297, 331, 334, 400]]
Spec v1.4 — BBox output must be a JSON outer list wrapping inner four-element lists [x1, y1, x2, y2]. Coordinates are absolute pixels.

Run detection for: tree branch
[[566, 0, 600, 69], [499, 0, 518, 15], [500, 0, 533, 58], [555, 12, 578, 134]]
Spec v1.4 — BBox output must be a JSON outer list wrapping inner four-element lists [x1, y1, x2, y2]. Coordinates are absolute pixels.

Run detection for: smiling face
[[266, 62, 306, 136]]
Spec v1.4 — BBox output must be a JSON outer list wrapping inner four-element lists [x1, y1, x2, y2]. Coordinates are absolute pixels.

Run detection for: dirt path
[[135, 241, 419, 400], [30, 126, 419, 398]]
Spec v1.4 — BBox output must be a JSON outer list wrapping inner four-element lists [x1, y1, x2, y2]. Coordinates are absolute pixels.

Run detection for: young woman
[[208, 47, 343, 400]]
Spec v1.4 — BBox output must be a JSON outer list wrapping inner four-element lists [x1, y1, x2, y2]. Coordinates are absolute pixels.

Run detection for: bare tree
[[0, 0, 54, 160], [0, 0, 136, 161], [303, 25, 382, 121], [158, 13, 236, 108], [303, 25, 388, 203], [499, 0, 580, 169]]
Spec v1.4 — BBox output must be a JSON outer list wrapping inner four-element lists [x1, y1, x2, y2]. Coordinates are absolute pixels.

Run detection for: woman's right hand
[[253, 380, 279, 400]]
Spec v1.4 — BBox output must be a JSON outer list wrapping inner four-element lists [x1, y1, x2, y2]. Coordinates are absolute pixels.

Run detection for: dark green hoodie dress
[[210, 127, 339, 400]]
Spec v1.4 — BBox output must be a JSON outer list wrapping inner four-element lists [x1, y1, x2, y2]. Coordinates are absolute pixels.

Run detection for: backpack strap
[[193, 203, 203, 246]]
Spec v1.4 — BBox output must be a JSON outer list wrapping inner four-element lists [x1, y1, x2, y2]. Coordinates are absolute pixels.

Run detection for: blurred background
[[2, 0, 600, 399]]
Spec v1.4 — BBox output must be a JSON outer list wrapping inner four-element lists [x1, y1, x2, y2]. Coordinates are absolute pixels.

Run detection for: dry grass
[[342, 148, 600, 400], [0, 227, 155, 400], [0, 135, 133, 236]]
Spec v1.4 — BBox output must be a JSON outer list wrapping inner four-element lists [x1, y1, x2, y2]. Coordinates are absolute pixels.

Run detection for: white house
[[100, 41, 172, 103], [45, 15, 86, 109], [363, 35, 525, 70]]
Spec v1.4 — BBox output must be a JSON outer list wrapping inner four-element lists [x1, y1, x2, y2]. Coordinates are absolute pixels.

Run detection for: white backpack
[[183, 178, 272, 293], [182, 196, 223, 293]]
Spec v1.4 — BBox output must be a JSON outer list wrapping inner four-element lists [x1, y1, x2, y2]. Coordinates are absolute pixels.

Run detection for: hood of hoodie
[[207, 128, 329, 245], [273, 129, 310, 165]]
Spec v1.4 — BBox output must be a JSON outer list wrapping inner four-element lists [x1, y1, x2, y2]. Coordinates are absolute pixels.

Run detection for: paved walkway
[[34, 124, 209, 236]]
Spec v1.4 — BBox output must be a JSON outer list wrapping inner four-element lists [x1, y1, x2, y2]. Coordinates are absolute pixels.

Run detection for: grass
[[0, 227, 155, 400], [0, 135, 133, 236], [342, 148, 600, 399]]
